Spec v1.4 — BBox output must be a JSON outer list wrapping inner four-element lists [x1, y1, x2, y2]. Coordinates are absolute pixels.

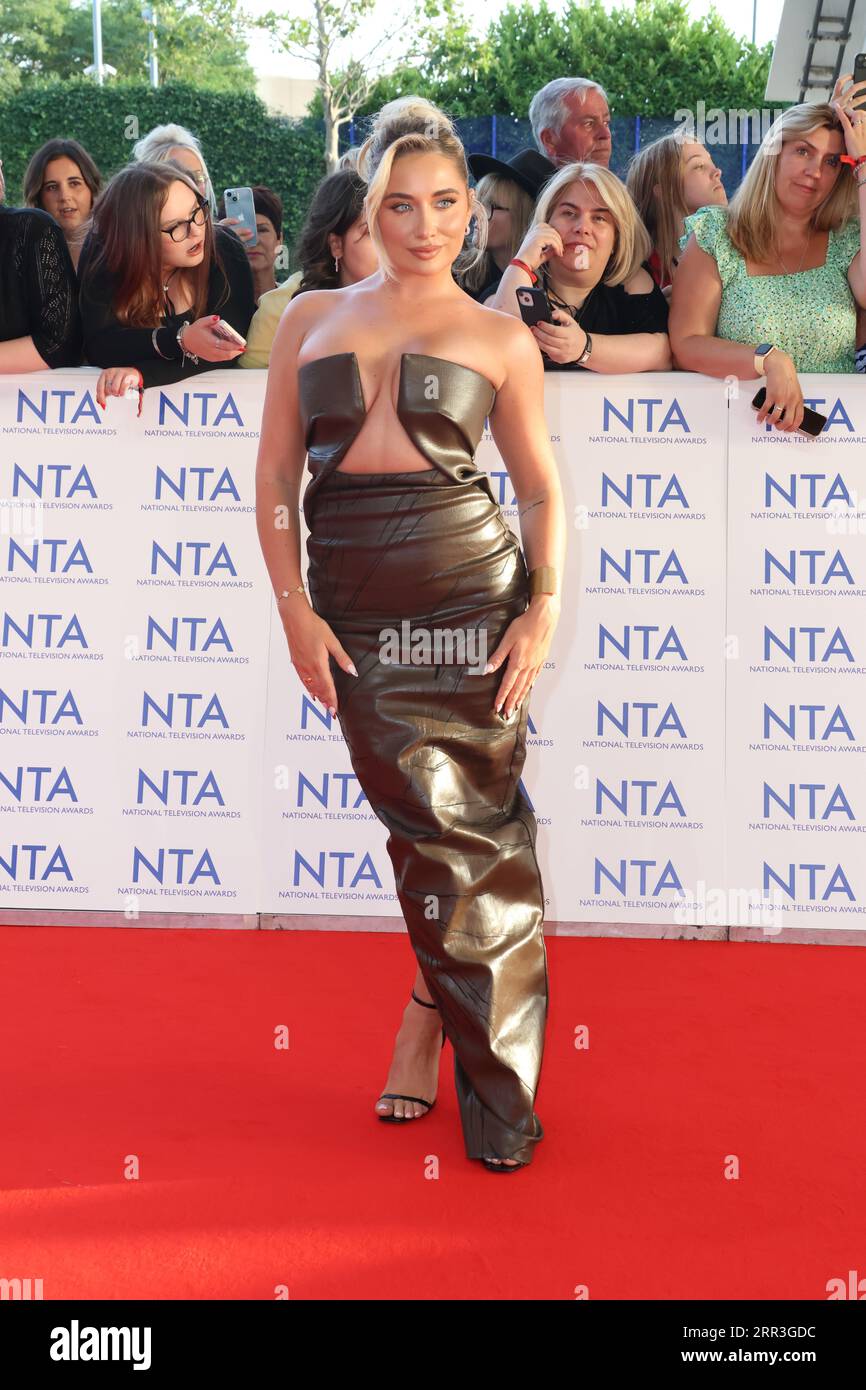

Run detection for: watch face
[[756, 344, 773, 356]]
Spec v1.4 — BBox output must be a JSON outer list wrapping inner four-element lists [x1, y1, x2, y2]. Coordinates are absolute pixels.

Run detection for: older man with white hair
[[529, 76, 613, 169]]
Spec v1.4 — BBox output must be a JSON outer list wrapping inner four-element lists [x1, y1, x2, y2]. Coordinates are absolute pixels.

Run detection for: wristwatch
[[754, 342, 776, 376], [575, 329, 593, 366]]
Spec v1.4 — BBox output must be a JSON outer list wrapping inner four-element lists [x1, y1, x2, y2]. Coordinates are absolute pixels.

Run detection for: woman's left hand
[[483, 597, 560, 719], [530, 306, 587, 365], [833, 94, 866, 160]]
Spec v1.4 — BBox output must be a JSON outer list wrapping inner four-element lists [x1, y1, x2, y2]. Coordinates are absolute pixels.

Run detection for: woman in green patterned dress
[[669, 99, 866, 431]]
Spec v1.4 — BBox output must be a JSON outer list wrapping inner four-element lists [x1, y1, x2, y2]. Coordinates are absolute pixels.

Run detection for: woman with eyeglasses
[[77, 162, 255, 405], [455, 149, 553, 304]]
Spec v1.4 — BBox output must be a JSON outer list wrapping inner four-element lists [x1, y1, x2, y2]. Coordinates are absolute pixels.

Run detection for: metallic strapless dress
[[297, 351, 548, 1166]]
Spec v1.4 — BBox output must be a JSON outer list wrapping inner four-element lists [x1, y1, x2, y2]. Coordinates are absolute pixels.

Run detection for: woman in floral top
[[669, 95, 866, 431]]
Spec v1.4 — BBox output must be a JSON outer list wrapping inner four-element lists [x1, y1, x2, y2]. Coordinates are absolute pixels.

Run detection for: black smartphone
[[853, 53, 866, 112], [516, 286, 554, 327], [751, 387, 826, 436]]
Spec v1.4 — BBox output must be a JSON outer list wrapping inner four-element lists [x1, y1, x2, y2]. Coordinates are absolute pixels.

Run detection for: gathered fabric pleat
[[305, 466, 549, 1164]]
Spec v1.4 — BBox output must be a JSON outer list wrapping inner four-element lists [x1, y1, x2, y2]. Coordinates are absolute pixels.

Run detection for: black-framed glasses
[[161, 197, 209, 243]]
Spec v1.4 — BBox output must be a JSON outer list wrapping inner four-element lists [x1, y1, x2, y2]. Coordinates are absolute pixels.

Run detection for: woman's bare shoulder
[[623, 265, 656, 295], [461, 302, 538, 388], [485, 310, 540, 386]]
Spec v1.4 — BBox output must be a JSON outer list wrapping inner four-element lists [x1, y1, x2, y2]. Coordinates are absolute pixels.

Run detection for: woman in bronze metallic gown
[[255, 98, 566, 1172]]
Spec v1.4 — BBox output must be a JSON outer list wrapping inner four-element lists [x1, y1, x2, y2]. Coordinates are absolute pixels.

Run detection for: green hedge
[[0, 78, 327, 265]]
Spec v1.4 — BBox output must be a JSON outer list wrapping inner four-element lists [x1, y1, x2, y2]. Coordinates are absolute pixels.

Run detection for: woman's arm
[[492, 323, 566, 585], [254, 292, 357, 715], [486, 262, 531, 318], [580, 268, 671, 370], [832, 99, 866, 306], [211, 224, 256, 338], [254, 297, 311, 598], [668, 235, 756, 377], [0, 337, 51, 372], [570, 327, 671, 372], [846, 182, 866, 307], [669, 234, 805, 429], [507, 266, 671, 372], [23, 213, 82, 368], [483, 315, 567, 716], [79, 258, 180, 373]]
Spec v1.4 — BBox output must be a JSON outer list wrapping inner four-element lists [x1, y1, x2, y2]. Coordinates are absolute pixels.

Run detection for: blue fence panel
[[338, 114, 759, 193]]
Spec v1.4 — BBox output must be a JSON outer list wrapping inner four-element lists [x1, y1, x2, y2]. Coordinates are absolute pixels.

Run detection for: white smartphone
[[222, 186, 258, 246], [211, 319, 247, 348]]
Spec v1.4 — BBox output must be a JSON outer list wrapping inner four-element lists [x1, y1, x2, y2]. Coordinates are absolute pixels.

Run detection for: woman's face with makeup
[[548, 180, 615, 281]]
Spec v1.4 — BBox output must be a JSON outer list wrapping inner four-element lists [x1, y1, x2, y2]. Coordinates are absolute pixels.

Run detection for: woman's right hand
[[181, 315, 246, 362], [515, 222, 568, 273], [95, 367, 143, 414], [757, 350, 804, 432], [280, 600, 357, 715]]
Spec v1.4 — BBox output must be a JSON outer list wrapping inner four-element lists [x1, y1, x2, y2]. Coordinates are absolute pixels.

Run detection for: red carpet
[[1, 925, 864, 1300]]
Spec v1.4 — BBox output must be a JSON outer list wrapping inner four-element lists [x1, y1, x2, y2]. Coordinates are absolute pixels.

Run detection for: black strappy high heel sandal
[[377, 990, 446, 1123]]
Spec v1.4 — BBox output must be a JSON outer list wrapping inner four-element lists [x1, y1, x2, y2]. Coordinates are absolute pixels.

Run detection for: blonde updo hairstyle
[[356, 96, 488, 280]]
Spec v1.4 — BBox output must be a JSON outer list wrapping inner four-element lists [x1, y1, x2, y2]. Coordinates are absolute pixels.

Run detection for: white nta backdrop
[[0, 369, 863, 932]]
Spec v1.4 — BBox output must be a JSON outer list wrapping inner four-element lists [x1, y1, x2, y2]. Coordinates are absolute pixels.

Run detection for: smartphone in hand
[[516, 286, 554, 328], [211, 319, 247, 348], [751, 387, 826, 436], [223, 186, 258, 246], [853, 53, 866, 111]]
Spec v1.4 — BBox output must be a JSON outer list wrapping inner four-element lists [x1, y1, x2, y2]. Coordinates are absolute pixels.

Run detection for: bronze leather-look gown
[[297, 351, 549, 1166]]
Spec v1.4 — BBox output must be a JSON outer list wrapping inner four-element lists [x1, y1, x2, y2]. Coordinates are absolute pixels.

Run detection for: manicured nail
[[348, 662, 358, 676], [482, 661, 493, 674], [328, 705, 337, 717]]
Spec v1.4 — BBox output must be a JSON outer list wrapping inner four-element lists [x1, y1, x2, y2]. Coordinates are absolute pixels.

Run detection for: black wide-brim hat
[[467, 147, 557, 199]]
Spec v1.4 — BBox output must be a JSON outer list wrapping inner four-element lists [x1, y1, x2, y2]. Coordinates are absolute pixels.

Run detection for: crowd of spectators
[[2, 69, 866, 421]]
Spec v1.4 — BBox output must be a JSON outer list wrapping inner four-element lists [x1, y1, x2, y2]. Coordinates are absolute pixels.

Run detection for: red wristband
[[509, 258, 538, 284]]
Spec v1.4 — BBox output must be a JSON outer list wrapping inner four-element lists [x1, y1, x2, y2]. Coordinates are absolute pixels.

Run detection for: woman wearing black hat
[[456, 148, 555, 303]]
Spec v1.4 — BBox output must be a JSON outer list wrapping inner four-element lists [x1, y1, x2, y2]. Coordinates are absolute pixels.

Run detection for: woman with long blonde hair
[[670, 97, 866, 430], [255, 97, 566, 1172]]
